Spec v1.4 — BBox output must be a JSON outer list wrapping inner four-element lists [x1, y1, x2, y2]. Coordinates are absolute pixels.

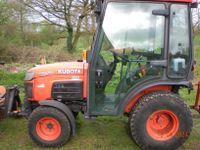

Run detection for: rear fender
[[39, 100, 76, 136], [124, 85, 172, 114], [119, 80, 191, 115]]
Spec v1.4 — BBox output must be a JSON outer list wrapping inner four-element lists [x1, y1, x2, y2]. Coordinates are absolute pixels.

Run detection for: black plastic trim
[[51, 81, 83, 101]]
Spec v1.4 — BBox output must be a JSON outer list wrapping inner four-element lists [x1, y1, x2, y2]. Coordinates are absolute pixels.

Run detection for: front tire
[[129, 91, 192, 150], [28, 106, 71, 147]]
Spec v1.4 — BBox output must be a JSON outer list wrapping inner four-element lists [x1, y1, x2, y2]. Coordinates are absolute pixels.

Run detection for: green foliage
[[77, 33, 93, 51], [0, 0, 94, 62], [0, 1, 10, 25], [0, 70, 25, 87], [23, 22, 61, 48], [194, 35, 200, 46], [40, 22, 60, 46], [194, 35, 200, 78], [0, 1, 24, 53]]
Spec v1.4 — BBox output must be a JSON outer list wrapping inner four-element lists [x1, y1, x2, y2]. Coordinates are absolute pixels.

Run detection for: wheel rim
[[146, 110, 179, 141], [36, 117, 61, 141]]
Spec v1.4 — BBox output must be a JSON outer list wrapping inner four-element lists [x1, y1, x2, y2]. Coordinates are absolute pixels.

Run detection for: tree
[[24, 0, 95, 53], [0, 0, 32, 45], [192, 7, 200, 36], [6, 0, 29, 41], [0, 1, 10, 26]]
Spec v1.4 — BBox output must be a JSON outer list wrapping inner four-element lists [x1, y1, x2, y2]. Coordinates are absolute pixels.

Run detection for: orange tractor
[[2, 0, 200, 149]]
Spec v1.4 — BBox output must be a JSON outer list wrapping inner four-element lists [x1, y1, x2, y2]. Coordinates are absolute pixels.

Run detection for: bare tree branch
[[22, 0, 95, 52]]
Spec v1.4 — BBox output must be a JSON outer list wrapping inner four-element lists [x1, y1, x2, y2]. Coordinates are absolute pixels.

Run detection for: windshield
[[102, 2, 165, 53]]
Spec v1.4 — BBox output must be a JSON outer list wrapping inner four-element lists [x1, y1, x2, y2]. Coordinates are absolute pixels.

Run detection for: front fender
[[39, 100, 76, 136]]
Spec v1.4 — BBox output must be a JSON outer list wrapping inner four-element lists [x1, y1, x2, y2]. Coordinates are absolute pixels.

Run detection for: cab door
[[168, 4, 192, 78], [88, 1, 167, 116]]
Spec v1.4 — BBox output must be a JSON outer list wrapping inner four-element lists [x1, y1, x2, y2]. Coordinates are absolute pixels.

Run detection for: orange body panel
[[26, 62, 88, 101], [0, 86, 6, 97], [124, 85, 172, 113]]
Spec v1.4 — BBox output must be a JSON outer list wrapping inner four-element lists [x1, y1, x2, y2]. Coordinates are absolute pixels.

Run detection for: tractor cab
[[3, 0, 200, 149], [88, 0, 195, 116]]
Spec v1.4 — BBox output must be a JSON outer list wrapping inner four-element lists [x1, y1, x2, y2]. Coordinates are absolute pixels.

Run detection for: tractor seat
[[0, 86, 6, 107]]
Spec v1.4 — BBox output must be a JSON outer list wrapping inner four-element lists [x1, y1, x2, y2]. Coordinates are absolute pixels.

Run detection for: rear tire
[[28, 106, 71, 147], [72, 111, 79, 118], [129, 91, 192, 150]]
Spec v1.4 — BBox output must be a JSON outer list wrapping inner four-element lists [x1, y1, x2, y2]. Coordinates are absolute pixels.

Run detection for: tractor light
[[24, 71, 35, 81], [82, 50, 87, 63], [24, 83, 33, 98]]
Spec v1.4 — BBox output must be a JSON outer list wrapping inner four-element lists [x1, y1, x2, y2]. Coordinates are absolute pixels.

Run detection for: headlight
[[24, 83, 33, 98], [24, 71, 34, 81]]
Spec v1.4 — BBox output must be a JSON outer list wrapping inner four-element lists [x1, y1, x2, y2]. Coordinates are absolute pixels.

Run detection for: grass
[[0, 108, 200, 150], [0, 116, 140, 150]]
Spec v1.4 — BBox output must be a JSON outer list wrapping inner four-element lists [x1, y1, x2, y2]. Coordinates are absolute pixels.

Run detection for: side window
[[168, 4, 190, 77]]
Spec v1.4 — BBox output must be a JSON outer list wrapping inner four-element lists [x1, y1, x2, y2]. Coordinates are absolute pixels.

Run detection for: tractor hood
[[25, 62, 87, 80]]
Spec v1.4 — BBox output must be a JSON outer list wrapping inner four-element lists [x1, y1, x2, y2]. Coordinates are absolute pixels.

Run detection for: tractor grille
[[52, 81, 83, 101], [24, 83, 33, 98]]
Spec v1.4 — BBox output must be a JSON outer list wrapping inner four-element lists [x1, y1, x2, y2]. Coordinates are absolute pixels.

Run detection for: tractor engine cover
[[24, 62, 88, 101]]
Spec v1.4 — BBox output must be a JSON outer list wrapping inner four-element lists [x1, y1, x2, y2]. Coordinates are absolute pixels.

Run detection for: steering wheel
[[108, 49, 130, 63]]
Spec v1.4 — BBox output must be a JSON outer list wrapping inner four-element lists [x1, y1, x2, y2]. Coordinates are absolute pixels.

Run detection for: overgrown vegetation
[[0, 0, 95, 55]]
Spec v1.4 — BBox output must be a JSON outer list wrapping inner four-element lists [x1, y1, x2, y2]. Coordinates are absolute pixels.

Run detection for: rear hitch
[[190, 81, 200, 116]]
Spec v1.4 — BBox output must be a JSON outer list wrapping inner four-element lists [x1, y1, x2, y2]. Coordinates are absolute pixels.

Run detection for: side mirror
[[152, 9, 169, 16]]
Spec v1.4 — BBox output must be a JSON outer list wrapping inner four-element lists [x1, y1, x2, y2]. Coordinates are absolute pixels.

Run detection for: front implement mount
[[4, 85, 27, 117]]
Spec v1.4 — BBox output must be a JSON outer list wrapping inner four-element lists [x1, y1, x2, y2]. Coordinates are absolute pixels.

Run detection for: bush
[[0, 70, 25, 87]]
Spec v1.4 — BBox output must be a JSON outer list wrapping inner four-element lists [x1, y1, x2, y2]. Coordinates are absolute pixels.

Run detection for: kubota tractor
[[3, 0, 200, 149]]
